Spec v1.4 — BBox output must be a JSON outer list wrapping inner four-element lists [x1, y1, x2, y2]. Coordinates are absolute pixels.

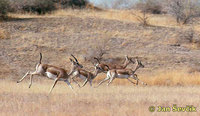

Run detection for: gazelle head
[[93, 57, 104, 72], [69, 54, 83, 69], [125, 55, 135, 64], [95, 62, 110, 73], [94, 65, 102, 74], [132, 58, 144, 73], [94, 63, 106, 74], [135, 58, 144, 68], [137, 59, 144, 68]]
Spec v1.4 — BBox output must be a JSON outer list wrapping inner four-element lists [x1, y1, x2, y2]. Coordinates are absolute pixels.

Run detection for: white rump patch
[[46, 72, 57, 80], [36, 65, 45, 74]]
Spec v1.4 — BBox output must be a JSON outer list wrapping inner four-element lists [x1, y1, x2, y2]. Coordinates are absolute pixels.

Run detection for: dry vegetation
[[0, 28, 10, 39], [1, 9, 200, 115], [1, 80, 200, 116]]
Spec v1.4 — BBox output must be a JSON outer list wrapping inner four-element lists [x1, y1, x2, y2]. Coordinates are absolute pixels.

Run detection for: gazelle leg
[[29, 74, 33, 88], [64, 80, 76, 94], [127, 78, 136, 85], [138, 80, 147, 85], [49, 78, 59, 94], [71, 74, 81, 87], [131, 74, 139, 85], [81, 79, 88, 88], [17, 71, 31, 83], [64, 80, 74, 90], [28, 72, 38, 88], [107, 72, 115, 86], [71, 77, 81, 88], [95, 77, 110, 88], [132, 74, 147, 85], [136, 80, 139, 85], [89, 80, 92, 87], [68, 77, 71, 83], [107, 77, 114, 86]]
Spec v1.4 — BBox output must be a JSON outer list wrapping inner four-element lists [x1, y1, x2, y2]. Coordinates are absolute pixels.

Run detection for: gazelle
[[96, 59, 147, 87], [70, 64, 103, 88], [17, 53, 83, 94], [94, 55, 135, 73]]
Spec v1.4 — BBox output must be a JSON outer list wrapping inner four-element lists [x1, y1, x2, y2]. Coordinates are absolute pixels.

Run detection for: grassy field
[[1, 80, 200, 116], [1, 9, 200, 116]]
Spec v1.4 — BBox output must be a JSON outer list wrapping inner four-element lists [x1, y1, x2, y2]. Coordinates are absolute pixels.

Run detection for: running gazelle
[[96, 58, 147, 87], [70, 64, 104, 88], [17, 53, 83, 94], [94, 55, 135, 73]]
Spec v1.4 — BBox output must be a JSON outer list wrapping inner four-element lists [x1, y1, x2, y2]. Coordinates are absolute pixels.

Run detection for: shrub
[[132, 0, 157, 26], [9, 0, 56, 14], [167, 0, 200, 24], [135, 0, 164, 14], [27, 0, 56, 14], [174, 28, 200, 46], [0, 0, 10, 18], [52, 0, 89, 9], [9, 0, 89, 14]]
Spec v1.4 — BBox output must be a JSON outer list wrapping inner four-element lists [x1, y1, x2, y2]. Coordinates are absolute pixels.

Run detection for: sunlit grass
[[0, 28, 10, 39], [8, 9, 200, 32], [0, 80, 200, 116]]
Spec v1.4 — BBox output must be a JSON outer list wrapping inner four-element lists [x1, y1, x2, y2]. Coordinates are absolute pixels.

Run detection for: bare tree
[[132, 0, 151, 26], [167, 0, 200, 24], [131, 10, 150, 26], [82, 39, 109, 63]]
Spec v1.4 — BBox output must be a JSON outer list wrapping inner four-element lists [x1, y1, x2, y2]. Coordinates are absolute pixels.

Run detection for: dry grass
[[143, 69, 200, 86], [1, 80, 200, 116], [7, 10, 173, 26], [0, 28, 10, 39], [8, 9, 199, 32], [7, 9, 200, 37], [90, 68, 200, 86], [47, 10, 186, 28]]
